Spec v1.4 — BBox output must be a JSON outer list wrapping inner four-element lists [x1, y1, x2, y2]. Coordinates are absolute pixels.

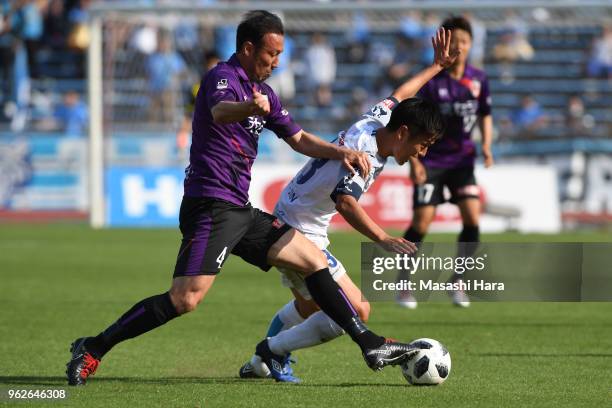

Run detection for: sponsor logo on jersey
[[438, 88, 449, 99], [452, 100, 478, 116], [245, 116, 265, 137], [287, 188, 298, 202], [281, 109, 289, 116], [217, 78, 228, 89]]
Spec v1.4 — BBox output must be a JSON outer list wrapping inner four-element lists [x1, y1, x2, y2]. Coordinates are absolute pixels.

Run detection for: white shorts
[[277, 233, 347, 301]]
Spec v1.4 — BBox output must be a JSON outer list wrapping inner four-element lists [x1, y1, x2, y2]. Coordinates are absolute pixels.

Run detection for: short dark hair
[[385, 98, 445, 140], [441, 15, 473, 38], [236, 10, 284, 52]]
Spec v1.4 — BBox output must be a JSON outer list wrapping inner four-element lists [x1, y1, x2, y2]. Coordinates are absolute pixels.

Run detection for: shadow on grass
[[0, 376, 69, 386], [475, 352, 612, 358], [0, 376, 407, 388]]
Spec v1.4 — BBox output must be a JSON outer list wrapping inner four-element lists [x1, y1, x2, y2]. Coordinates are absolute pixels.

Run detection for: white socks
[[268, 311, 345, 356], [275, 301, 304, 333]]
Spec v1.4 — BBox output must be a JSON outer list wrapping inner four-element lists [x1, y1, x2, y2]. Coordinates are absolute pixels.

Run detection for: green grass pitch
[[1, 224, 611, 407]]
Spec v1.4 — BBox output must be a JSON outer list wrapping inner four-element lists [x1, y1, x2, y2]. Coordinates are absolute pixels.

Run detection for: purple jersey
[[184, 54, 302, 205], [418, 64, 491, 169]]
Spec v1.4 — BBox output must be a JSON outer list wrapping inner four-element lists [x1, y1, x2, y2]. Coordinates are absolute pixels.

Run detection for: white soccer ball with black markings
[[401, 338, 451, 385]]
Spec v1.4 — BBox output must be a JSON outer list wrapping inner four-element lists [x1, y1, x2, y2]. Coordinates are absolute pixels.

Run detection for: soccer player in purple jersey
[[398, 16, 494, 309], [66, 10, 424, 386]]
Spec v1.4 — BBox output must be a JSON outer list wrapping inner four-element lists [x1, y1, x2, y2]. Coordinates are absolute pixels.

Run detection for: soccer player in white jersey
[[239, 28, 460, 383]]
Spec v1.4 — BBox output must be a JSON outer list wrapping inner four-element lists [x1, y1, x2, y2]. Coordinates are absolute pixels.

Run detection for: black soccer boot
[[362, 338, 424, 371], [66, 337, 101, 386]]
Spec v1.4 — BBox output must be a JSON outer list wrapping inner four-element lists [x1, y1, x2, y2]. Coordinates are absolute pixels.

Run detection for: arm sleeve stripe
[[330, 174, 366, 203]]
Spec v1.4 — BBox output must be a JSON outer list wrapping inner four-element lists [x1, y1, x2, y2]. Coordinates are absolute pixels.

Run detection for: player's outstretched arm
[[479, 114, 494, 168], [335, 194, 417, 254], [285, 130, 371, 176], [391, 27, 460, 102]]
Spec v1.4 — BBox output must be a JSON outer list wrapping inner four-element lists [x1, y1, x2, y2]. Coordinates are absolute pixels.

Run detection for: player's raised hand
[[340, 148, 371, 178], [378, 236, 418, 255], [432, 27, 460, 69], [251, 85, 270, 116]]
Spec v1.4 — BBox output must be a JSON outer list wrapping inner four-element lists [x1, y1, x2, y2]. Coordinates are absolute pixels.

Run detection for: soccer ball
[[401, 338, 451, 385]]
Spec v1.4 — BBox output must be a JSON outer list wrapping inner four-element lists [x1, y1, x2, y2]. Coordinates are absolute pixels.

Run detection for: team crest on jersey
[[438, 88, 449, 99], [217, 79, 228, 89], [459, 78, 481, 98]]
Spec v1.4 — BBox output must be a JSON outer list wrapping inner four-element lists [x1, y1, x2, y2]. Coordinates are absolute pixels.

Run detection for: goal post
[[88, 15, 104, 228]]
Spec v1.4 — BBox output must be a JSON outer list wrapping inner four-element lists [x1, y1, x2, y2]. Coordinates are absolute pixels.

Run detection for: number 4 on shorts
[[216, 246, 228, 268]]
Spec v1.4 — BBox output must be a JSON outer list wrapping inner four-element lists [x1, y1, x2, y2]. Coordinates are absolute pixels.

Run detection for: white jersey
[[275, 97, 399, 238]]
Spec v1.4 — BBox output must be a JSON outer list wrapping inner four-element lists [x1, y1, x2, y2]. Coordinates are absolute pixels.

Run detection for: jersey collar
[[228, 53, 251, 83], [369, 129, 387, 164], [443, 64, 474, 81]]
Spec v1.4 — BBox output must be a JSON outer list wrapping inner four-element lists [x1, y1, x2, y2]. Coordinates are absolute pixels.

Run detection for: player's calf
[[354, 299, 370, 323]]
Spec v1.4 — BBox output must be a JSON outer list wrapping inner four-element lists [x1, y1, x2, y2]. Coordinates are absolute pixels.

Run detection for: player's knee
[[302, 250, 328, 275], [169, 289, 203, 314], [355, 301, 371, 323], [292, 246, 328, 277], [268, 230, 328, 274]]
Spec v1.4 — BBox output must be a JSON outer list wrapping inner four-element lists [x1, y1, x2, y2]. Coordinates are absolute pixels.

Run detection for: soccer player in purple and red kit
[[398, 16, 494, 309], [66, 10, 422, 386]]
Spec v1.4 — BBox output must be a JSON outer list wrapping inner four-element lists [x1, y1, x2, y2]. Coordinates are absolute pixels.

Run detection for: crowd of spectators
[[0, 0, 91, 133], [1, 4, 610, 142], [587, 24, 612, 79]]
